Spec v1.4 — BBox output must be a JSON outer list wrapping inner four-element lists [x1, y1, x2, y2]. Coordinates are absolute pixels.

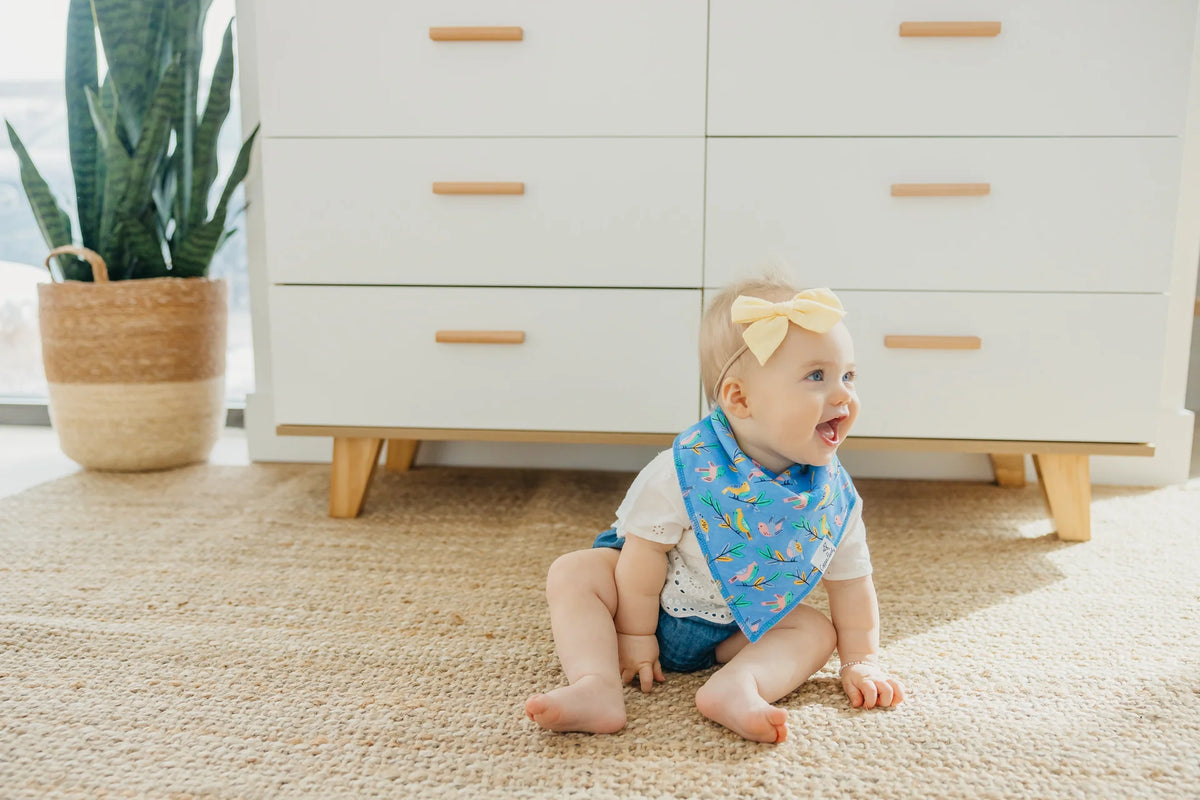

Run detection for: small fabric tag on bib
[[813, 538, 837, 574]]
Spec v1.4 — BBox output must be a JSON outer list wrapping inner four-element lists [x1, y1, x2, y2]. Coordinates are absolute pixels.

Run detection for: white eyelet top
[[611, 450, 872, 623]]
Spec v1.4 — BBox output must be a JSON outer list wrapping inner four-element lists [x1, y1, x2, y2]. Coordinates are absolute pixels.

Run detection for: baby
[[525, 275, 905, 743]]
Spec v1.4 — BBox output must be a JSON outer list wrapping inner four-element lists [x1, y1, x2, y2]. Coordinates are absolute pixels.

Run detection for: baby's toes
[[766, 706, 788, 743]]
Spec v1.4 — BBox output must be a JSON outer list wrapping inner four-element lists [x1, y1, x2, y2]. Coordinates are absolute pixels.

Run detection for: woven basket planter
[[38, 246, 227, 471]]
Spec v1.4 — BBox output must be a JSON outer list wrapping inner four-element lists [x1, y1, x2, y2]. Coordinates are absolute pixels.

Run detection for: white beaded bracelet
[[838, 659, 881, 676]]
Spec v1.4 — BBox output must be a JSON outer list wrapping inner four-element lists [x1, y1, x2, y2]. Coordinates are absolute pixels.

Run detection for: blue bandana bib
[[672, 407, 858, 643]]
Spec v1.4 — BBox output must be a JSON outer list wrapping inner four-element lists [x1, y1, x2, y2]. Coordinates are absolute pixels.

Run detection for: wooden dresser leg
[[330, 437, 384, 518], [385, 438, 420, 472], [1032, 454, 1092, 542], [989, 453, 1027, 488]]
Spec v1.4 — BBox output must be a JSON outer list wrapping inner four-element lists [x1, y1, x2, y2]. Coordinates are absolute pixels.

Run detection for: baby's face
[[735, 322, 858, 471]]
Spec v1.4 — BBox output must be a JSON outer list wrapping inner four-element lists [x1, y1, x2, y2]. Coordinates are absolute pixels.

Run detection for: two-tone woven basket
[[38, 246, 228, 471]]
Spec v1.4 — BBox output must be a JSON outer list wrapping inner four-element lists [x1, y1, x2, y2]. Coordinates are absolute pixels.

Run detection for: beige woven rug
[[2, 463, 1198, 799]]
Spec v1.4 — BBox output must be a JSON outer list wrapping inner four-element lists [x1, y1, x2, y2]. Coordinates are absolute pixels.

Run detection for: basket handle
[[45, 246, 109, 283]]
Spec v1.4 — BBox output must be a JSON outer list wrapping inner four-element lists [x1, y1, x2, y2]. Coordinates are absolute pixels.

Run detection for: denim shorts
[[592, 527, 741, 673]]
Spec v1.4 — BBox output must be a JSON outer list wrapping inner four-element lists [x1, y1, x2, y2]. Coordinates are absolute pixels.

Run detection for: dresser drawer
[[705, 137, 1181, 293], [269, 287, 701, 431], [708, 1, 1196, 135], [837, 291, 1167, 443], [263, 138, 704, 288], [254, 0, 707, 137]]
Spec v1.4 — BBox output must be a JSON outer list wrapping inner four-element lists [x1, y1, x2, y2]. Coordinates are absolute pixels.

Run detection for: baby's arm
[[824, 575, 906, 709], [613, 535, 673, 692]]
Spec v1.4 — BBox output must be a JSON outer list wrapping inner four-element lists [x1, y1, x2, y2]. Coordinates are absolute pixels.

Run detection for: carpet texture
[[1, 463, 1198, 799]]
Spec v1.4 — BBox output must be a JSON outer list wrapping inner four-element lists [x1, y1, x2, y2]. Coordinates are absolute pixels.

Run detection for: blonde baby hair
[[700, 268, 806, 408]]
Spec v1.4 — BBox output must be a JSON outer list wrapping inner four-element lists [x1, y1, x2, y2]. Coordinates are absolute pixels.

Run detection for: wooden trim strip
[[433, 182, 525, 195], [885, 335, 982, 350], [891, 183, 991, 197], [899, 21, 1002, 37], [1194, 298, 1200, 317], [435, 330, 526, 344], [274, 426, 1154, 457], [278, 426, 676, 446], [840, 438, 1153, 457], [429, 26, 524, 41]]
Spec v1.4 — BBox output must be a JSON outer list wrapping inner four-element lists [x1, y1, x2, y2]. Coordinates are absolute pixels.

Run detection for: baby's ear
[[720, 378, 753, 419]]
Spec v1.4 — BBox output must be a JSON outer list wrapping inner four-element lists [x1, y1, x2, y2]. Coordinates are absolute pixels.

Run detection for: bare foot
[[695, 672, 788, 743], [525, 674, 626, 734]]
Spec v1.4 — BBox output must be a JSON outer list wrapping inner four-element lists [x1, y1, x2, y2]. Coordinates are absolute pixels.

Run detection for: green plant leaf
[[167, 0, 207, 241], [216, 227, 237, 251], [85, 85, 131, 260], [4, 120, 78, 280], [50, 0, 254, 281], [97, 74, 120, 145], [67, 0, 101, 250], [189, 20, 234, 232], [154, 153, 178, 236], [171, 216, 221, 278], [92, 77, 117, 254], [116, 214, 170, 279], [120, 58, 182, 220], [91, 0, 170, 146], [210, 123, 258, 232], [172, 124, 257, 277]]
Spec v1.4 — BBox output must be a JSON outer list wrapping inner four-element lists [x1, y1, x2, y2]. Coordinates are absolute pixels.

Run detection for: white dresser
[[240, 1, 1200, 536]]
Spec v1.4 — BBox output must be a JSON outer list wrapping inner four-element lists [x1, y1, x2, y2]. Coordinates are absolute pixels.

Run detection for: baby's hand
[[617, 633, 665, 693], [841, 662, 905, 709]]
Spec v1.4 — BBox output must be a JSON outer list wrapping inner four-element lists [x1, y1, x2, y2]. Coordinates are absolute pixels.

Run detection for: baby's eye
[[805, 370, 824, 382], [843, 371, 856, 383]]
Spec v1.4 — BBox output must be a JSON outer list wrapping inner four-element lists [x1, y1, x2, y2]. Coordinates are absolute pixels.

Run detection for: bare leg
[[695, 605, 837, 743], [525, 548, 627, 733]]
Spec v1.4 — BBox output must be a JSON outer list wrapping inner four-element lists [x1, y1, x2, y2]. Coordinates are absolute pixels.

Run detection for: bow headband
[[712, 288, 846, 399], [731, 288, 846, 366]]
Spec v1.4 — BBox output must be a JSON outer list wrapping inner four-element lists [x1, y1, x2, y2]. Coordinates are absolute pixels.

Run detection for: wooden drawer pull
[[900, 21, 1001, 37], [892, 183, 991, 197], [885, 335, 982, 350], [435, 330, 526, 345], [429, 26, 524, 42], [433, 182, 525, 195]]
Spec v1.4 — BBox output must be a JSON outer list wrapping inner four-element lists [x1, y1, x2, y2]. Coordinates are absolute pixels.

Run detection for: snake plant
[[4, 0, 259, 281]]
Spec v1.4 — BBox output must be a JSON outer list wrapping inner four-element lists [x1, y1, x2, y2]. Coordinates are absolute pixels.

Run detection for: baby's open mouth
[[816, 416, 844, 446]]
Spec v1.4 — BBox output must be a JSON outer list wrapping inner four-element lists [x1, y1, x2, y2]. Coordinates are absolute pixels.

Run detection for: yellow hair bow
[[730, 289, 846, 366]]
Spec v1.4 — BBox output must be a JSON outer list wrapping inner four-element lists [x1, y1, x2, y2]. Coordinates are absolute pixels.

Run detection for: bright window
[[0, 0, 253, 403]]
